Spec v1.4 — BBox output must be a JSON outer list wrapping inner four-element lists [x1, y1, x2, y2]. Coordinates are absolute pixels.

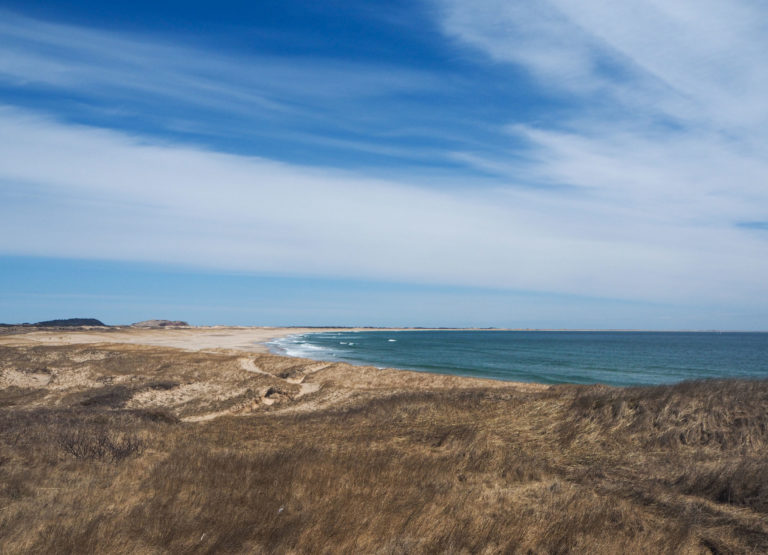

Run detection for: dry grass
[[1, 343, 768, 553]]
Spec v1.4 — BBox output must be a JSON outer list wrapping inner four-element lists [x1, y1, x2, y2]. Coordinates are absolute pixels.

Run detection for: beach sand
[[0, 326, 339, 353]]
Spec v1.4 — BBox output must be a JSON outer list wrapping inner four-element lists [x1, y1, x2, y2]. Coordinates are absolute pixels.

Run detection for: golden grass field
[[1, 328, 768, 553]]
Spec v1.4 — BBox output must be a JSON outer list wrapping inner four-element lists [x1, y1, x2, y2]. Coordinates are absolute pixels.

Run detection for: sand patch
[[1, 368, 52, 388], [128, 382, 246, 410]]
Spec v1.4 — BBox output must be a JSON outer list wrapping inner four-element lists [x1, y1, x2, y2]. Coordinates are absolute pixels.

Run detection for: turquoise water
[[269, 330, 768, 386]]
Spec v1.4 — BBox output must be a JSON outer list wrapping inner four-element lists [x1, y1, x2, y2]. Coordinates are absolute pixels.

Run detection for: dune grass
[[1, 344, 768, 553]]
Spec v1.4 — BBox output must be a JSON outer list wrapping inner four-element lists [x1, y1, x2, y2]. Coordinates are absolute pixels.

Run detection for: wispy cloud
[[438, 0, 768, 131], [0, 10, 476, 170], [1, 106, 767, 309], [436, 0, 768, 267], [1, 4, 767, 319]]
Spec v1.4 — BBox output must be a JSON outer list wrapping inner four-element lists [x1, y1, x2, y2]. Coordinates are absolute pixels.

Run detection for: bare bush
[[57, 426, 144, 462]]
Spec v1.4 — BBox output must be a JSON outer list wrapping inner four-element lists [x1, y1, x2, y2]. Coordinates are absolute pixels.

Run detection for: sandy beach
[[0, 325, 465, 354], [0, 326, 346, 353]]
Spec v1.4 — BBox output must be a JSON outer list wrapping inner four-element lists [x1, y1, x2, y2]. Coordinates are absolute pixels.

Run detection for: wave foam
[[268, 334, 336, 360]]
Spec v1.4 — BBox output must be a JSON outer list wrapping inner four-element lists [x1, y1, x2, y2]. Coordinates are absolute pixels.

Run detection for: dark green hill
[[35, 318, 106, 327]]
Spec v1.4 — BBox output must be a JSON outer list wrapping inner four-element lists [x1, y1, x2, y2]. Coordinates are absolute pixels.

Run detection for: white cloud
[[438, 0, 768, 133], [435, 0, 768, 306], [1, 106, 767, 309]]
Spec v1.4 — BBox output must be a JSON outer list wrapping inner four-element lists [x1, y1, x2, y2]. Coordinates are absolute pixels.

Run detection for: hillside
[[35, 318, 106, 327]]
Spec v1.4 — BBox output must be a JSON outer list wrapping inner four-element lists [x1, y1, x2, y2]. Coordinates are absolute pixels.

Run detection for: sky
[[1, 0, 767, 328]]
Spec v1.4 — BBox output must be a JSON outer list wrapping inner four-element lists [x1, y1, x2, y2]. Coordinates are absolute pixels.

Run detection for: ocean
[[268, 330, 768, 386]]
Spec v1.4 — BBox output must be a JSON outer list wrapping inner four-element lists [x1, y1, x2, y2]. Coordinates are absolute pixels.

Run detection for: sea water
[[268, 330, 768, 386]]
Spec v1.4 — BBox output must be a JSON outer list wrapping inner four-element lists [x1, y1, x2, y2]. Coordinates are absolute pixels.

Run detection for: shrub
[[58, 427, 143, 462]]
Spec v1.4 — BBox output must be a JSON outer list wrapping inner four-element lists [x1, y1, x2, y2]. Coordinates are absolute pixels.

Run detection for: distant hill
[[131, 320, 189, 328], [35, 318, 106, 327]]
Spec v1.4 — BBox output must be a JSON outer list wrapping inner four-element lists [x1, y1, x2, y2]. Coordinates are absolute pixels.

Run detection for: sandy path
[[238, 357, 276, 377], [297, 382, 321, 396], [239, 357, 322, 398]]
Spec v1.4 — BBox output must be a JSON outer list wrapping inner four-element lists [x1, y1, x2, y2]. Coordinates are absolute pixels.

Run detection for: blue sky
[[1, 1, 767, 328]]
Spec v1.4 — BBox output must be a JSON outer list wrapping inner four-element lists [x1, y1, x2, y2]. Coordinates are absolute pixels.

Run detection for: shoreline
[[0, 325, 502, 357], [0, 326, 368, 354], [4, 327, 766, 388], [0, 325, 552, 393], [0, 326, 549, 405]]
